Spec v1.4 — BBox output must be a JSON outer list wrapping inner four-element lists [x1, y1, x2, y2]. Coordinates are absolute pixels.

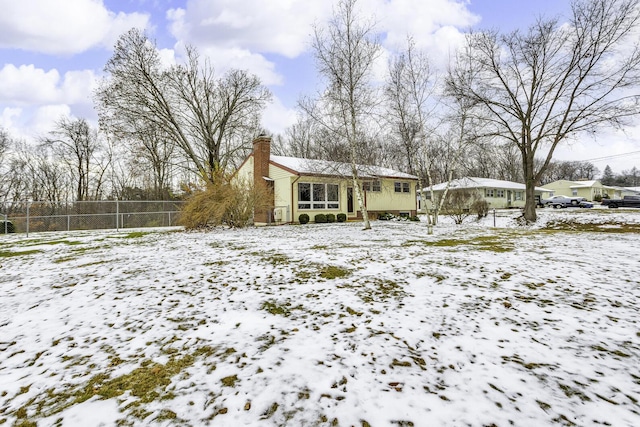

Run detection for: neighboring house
[[543, 179, 623, 200], [618, 186, 640, 197], [420, 177, 551, 210], [236, 135, 419, 225]]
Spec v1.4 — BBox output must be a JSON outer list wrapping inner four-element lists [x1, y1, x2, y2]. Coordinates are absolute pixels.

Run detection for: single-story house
[[236, 135, 419, 225], [543, 179, 623, 200], [420, 177, 552, 210], [624, 186, 640, 195]]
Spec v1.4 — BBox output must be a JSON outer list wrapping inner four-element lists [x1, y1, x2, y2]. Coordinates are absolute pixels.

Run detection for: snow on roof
[[424, 177, 550, 192], [270, 155, 418, 180], [568, 180, 599, 188]]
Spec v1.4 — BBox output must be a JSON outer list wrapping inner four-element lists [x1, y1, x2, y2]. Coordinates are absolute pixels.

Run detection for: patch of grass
[[543, 219, 640, 233], [19, 239, 84, 247], [261, 253, 290, 266], [344, 278, 407, 304], [0, 249, 42, 258], [7, 346, 216, 422], [413, 235, 514, 252], [261, 300, 291, 317], [261, 402, 279, 420], [221, 374, 239, 387], [319, 265, 351, 279], [119, 231, 150, 239], [558, 383, 592, 402]]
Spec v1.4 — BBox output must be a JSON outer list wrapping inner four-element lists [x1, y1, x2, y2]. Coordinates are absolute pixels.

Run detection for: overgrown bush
[[178, 173, 271, 229], [442, 189, 481, 225], [314, 213, 327, 223], [472, 199, 489, 219], [594, 194, 603, 202], [326, 213, 336, 223], [378, 212, 394, 220], [337, 213, 347, 222], [299, 213, 310, 224], [409, 215, 420, 222]]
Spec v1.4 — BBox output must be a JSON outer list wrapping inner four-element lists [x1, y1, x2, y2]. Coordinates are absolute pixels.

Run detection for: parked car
[[541, 195, 586, 208], [601, 195, 640, 208]]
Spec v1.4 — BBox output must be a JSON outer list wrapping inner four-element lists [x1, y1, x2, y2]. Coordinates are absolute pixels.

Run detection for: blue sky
[[0, 0, 638, 172]]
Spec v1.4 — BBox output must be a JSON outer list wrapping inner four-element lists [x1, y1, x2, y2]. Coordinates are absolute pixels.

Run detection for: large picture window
[[298, 183, 339, 210]]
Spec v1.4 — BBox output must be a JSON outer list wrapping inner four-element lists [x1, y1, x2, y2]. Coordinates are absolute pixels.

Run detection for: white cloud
[[0, 107, 23, 137], [30, 105, 73, 137], [0, 0, 150, 55], [0, 64, 96, 107], [262, 96, 298, 135], [167, 0, 332, 58], [0, 65, 61, 105], [194, 45, 283, 86]]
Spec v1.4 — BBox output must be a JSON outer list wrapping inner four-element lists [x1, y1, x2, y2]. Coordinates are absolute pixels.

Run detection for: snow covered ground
[[1, 208, 639, 426]]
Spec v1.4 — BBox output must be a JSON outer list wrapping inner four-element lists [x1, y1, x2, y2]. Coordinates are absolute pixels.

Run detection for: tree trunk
[[351, 145, 371, 229], [523, 153, 537, 222]]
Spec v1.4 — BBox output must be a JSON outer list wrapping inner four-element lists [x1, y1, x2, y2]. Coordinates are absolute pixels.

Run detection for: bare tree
[[385, 38, 438, 175], [96, 29, 272, 184], [42, 117, 99, 201], [303, 0, 381, 229], [447, 0, 640, 221], [385, 37, 443, 225]]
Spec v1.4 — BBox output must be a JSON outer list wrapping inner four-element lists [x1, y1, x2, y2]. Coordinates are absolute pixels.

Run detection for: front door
[[347, 187, 354, 214]]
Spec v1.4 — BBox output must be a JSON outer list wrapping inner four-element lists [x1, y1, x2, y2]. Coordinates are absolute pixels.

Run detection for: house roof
[[424, 177, 550, 192], [567, 180, 599, 188], [270, 155, 418, 180]]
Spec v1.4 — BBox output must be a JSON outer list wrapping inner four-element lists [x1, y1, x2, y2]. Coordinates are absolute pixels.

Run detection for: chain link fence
[[2, 200, 184, 235]]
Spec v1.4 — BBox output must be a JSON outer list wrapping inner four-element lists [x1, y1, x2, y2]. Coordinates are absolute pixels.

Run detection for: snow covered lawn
[[1, 209, 639, 426]]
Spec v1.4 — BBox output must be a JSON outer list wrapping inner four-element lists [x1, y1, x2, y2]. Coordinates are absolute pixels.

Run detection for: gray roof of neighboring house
[[424, 177, 550, 192], [270, 155, 418, 180]]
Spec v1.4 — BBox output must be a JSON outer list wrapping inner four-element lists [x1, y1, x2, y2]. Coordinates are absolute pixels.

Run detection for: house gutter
[[291, 174, 301, 224]]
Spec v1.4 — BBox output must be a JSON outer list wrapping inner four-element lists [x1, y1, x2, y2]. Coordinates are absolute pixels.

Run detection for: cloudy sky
[[1, 0, 639, 173]]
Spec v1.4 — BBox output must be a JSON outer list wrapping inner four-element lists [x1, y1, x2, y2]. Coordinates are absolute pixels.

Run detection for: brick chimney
[[252, 134, 273, 224], [253, 134, 271, 183]]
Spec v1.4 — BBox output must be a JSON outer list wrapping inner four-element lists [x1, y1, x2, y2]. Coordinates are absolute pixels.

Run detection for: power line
[[579, 150, 640, 163]]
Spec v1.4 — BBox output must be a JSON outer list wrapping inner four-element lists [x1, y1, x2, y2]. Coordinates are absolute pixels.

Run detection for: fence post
[[116, 199, 119, 231], [26, 201, 30, 237], [3, 213, 6, 234], [67, 214, 70, 231]]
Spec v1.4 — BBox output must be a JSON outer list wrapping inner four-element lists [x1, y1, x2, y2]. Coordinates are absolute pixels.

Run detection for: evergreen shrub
[[314, 213, 327, 223]]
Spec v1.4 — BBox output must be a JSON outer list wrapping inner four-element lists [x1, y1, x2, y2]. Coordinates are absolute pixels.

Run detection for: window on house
[[394, 182, 410, 193], [298, 183, 339, 210], [313, 183, 325, 209], [572, 189, 578, 196], [298, 183, 311, 209], [327, 184, 339, 209], [363, 180, 380, 192], [486, 189, 495, 197], [496, 189, 505, 198], [515, 191, 523, 201]]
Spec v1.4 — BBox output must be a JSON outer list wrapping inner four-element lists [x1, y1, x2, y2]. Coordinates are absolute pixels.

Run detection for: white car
[[542, 195, 586, 208]]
